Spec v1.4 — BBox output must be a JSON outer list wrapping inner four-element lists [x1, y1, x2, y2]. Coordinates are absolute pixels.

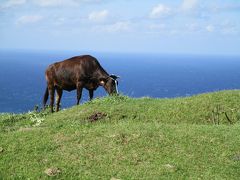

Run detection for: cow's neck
[[95, 68, 109, 79]]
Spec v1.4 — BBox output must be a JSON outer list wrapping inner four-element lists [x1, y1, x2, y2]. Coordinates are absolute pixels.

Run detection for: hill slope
[[1, 90, 240, 179]]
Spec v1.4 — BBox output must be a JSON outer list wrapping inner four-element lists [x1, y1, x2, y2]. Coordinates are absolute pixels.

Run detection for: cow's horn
[[110, 74, 120, 79]]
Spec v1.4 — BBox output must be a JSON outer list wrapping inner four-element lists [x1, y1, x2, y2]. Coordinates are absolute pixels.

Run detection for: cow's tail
[[43, 87, 49, 109]]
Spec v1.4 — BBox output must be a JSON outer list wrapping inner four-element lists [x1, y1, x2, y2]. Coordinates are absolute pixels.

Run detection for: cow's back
[[64, 55, 103, 75]]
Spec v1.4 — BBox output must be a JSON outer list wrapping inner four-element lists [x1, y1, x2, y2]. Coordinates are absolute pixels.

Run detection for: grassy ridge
[[1, 90, 240, 179]]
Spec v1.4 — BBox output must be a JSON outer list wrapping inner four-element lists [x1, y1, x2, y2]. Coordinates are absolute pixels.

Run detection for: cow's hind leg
[[56, 87, 63, 112], [76, 82, 83, 105], [43, 86, 49, 109], [89, 89, 94, 100], [48, 85, 55, 113]]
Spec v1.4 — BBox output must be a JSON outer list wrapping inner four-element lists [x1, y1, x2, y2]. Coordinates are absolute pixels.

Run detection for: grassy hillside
[[1, 90, 240, 179]]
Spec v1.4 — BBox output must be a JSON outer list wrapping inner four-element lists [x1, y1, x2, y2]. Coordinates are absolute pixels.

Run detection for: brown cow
[[43, 55, 119, 112]]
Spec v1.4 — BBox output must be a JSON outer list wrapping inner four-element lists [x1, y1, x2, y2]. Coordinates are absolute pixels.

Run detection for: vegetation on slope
[[1, 90, 240, 179]]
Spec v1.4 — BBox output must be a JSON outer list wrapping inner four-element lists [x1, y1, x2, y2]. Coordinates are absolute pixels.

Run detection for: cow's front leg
[[89, 89, 94, 100], [76, 82, 83, 105], [56, 88, 62, 112], [48, 85, 55, 113]]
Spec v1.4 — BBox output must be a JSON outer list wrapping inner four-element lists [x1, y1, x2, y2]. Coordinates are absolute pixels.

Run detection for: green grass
[[1, 90, 240, 179]]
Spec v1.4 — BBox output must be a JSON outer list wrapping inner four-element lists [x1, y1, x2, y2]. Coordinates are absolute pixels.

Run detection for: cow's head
[[99, 74, 120, 95]]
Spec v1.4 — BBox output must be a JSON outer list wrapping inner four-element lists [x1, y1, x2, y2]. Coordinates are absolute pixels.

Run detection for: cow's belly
[[54, 80, 76, 92], [84, 83, 99, 90], [62, 86, 76, 92]]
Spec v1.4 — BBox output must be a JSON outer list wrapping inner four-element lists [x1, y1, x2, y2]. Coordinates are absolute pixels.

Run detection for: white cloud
[[181, 0, 198, 11], [149, 4, 171, 18], [212, 3, 240, 13], [88, 10, 109, 23], [1, 0, 104, 8], [33, 0, 103, 7], [1, 0, 26, 8], [93, 21, 131, 33], [221, 27, 238, 35], [220, 21, 239, 35], [107, 21, 131, 32], [149, 24, 166, 31], [16, 15, 43, 25], [54, 17, 66, 25], [34, 0, 79, 7], [170, 29, 179, 35], [186, 23, 200, 32], [206, 25, 214, 32], [80, 0, 102, 3]]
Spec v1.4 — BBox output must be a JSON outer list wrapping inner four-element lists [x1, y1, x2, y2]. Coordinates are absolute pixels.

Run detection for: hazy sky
[[0, 0, 240, 55]]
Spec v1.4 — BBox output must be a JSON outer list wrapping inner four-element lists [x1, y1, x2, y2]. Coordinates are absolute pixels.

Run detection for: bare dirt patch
[[44, 167, 61, 176], [18, 127, 44, 132], [88, 112, 107, 122]]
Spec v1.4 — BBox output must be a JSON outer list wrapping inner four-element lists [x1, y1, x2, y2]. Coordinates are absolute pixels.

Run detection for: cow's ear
[[99, 78, 106, 86]]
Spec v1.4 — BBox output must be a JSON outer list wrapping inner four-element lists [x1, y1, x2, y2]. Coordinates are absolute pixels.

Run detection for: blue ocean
[[0, 50, 240, 113]]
